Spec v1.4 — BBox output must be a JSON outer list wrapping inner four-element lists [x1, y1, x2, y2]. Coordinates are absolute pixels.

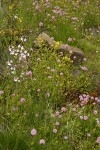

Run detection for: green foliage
[[0, 0, 100, 149]]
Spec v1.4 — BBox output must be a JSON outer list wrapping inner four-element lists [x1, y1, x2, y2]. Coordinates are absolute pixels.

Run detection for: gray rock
[[35, 32, 85, 64], [35, 32, 56, 47]]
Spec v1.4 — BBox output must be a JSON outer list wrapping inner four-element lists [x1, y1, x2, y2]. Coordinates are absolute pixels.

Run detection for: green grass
[[0, 0, 100, 149]]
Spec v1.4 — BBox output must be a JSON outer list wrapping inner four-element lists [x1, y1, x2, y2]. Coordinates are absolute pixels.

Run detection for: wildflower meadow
[[0, 0, 100, 149]]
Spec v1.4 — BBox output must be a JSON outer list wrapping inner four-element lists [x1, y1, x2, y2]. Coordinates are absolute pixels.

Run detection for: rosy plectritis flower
[[96, 137, 100, 144], [37, 89, 41, 92], [53, 128, 57, 133], [83, 116, 88, 120], [65, 44, 69, 49], [20, 98, 25, 103], [55, 111, 60, 116], [26, 71, 32, 76], [80, 66, 88, 71], [46, 92, 50, 97], [55, 122, 60, 126], [31, 128, 37, 136], [94, 110, 98, 115], [0, 90, 4, 95], [51, 69, 57, 73], [39, 139, 45, 144], [39, 22, 43, 27], [80, 116, 83, 120], [80, 116, 88, 120], [68, 37, 72, 42], [35, 5, 39, 11], [61, 107, 67, 112]]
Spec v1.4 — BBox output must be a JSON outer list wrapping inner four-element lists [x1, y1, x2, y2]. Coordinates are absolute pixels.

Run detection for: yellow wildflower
[[9, 4, 14, 10], [19, 18, 23, 23], [54, 41, 60, 49], [69, 50, 73, 54]]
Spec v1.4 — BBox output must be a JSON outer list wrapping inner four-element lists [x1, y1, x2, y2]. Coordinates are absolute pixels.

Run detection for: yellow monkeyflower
[[56, 41, 60, 46], [54, 41, 60, 49], [67, 57, 70, 61], [9, 4, 14, 10], [62, 56, 68, 60], [69, 50, 73, 54], [58, 64, 62, 67], [19, 18, 23, 23]]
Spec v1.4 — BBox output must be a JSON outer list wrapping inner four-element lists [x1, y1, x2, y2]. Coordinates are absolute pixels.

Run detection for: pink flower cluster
[[31, 129, 45, 144], [79, 94, 100, 107], [52, 5, 67, 17], [79, 94, 90, 106], [80, 116, 88, 120]]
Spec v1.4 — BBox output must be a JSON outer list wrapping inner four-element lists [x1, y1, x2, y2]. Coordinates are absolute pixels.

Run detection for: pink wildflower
[[79, 95, 83, 101], [58, 115, 62, 118], [96, 137, 100, 144], [35, 5, 39, 11], [55, 122, 60, 126], [94, 110, 98, 115], [68, 37, 72, 42], [72, 17, 78, 21], [61, 107, 67, 112], [39, 139, 45, 144], [53, 129, 57, 133], [37, 89, 41, 92], [0, 90, 4, 95], [80, 66, 88, 71], [73, 56, 76, 59], [20, 98, 25, 103], [83, 116, 88, 120], [51, 69, 57, 73], [31, 128, 37, 136], [52, 16, 55, 20], [46, 92, 50, 97], [48, 76, 52, 79], [39, 22, 43, 27], [26, 71, 32, 76], [91, 96, 94, 100], [80, 116, 83, 120], [65, 44, 69, 49], [55, 111, 60, 116], [83, 94, 86, 97]]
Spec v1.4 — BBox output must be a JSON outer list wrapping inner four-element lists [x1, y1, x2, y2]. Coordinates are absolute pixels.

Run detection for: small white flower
[[14, 15, 18, 19]]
